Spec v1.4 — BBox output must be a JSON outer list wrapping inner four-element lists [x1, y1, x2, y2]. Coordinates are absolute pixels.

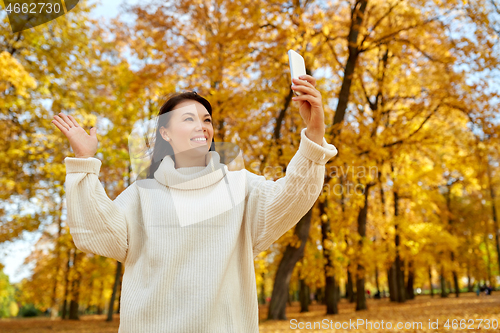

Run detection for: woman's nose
[[194, 120, 203, 129], [195, 120, 209, 130]]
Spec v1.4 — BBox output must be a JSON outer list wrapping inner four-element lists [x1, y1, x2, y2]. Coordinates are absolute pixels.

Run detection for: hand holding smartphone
[[288, 49, 307, 96]]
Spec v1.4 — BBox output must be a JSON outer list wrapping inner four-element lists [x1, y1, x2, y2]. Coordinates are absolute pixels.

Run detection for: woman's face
[[159, 100, 214, 156]]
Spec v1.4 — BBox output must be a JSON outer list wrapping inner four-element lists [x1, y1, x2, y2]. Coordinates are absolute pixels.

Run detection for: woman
[[52, 75, 338, 332]]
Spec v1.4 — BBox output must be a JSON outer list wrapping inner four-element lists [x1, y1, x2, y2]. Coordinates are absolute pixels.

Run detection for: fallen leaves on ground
[[259, 293, 500, 332], [0, 293, 497, 332]]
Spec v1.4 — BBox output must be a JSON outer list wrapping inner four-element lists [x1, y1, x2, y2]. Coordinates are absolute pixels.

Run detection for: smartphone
[[288, 49, 307, 96]]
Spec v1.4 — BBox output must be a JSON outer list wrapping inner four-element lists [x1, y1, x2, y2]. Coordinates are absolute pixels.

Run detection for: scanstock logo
[[4, 0, 80, 33]]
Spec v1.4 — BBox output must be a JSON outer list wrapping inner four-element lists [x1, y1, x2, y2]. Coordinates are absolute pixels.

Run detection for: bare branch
[[323, 33, 347, 71], [359, 0, 403, 47], [359, 75, 376, 110], [359, 14, 448, 53], [383, 103, 440, 148], [392, 38, 444, 63]]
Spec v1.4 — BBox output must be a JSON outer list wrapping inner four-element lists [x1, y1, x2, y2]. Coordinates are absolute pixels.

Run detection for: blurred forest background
[[1, 0, 500, 325]]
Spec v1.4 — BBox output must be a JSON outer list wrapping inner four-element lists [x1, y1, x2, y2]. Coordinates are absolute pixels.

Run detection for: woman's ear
[[160, 127, 170, 141]]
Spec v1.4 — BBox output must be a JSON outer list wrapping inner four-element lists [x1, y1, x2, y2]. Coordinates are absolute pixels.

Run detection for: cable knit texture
[[64, 127, 338, 333]]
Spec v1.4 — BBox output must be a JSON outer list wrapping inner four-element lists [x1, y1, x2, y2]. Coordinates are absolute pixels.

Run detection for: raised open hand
[[52, 112, 98, 158]]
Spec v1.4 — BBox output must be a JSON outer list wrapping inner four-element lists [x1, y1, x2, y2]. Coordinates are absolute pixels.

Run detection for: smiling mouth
[[190, 138, 207, 144]]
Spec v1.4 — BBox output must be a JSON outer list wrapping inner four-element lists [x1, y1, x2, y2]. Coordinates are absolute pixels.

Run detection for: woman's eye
[[185, 117, 212, 123]]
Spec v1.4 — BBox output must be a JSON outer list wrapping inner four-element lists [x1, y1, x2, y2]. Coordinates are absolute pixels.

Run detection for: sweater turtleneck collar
[[154, 151, 229, 190]]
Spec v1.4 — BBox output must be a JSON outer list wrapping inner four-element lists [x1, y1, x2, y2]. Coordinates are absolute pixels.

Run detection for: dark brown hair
[[145, 91, 215, 179]]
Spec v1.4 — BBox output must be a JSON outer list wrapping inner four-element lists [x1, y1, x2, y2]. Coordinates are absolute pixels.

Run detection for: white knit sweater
[[64, 128, 338, 333]]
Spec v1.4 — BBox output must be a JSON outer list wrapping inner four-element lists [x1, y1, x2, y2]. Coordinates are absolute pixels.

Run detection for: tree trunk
[[388, 264, 397, 301], [106, 260, 122, 322], [355, 272, 367, 310], [317, 287, 325, 305], [375, 267, 380, 297], [406, 260, 415, 300], [428, 266, 434, 297], [299, 278, 309, 313], [484, 233, 493, 287], [440, 265, 448, 298], [377, 170, 388, 301], [344, 231, 355, 303], [50, 201, 64, 319], [486, 156, 500, 275], [267, 208, 313, 320], [117, 265, 124, 314], [68, 249, 82, 320], [392, 180, 406, 303], [445, 184, 460, 298], [452, 272, 459, 297], [319, 198, 338, 314], [355, 182, 373, 311], [259, 271, 266, 305], [333, 0, 369, 125], [97, 280, 104, 315], [347, 267, 355, 302], [61, 247, 73, 320], [451, 251, 460, 297], [325, 275, 337, 313], [396, 257, 405, 302], [117, 277, 122, 314], [467, 263, 473, 292]]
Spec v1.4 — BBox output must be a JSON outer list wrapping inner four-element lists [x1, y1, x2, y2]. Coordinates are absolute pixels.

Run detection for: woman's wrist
[[305, 128, 325, 146]]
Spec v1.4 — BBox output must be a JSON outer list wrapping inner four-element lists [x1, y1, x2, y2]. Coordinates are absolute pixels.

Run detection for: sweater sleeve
[[64, 157, 136, 263], [245, 128, 338, 258]]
